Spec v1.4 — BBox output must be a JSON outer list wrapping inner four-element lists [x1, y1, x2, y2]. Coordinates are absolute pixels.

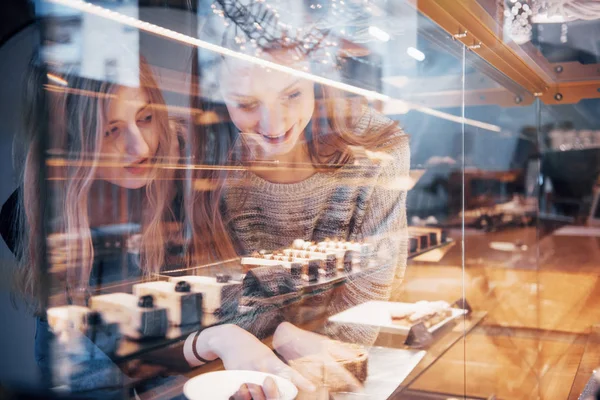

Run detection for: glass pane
[[539, 98, 600, 400], [463, 56, 542, 399], [0, 0, 478, 398], [462, 14, 600, 400]]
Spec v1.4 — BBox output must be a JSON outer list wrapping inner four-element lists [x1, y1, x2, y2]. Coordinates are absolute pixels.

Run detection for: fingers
[[229, 383, 271, 400], [262, 377, 280, 400], [270, 359, 316, 393], [246, 383, 267, 400], [230, 383, 252, 400], [283, 366, 317, 393]]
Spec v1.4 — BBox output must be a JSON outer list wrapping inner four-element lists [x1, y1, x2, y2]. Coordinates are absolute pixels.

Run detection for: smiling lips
[[124, 158, 149, 175], [257, 124, 295, 145]]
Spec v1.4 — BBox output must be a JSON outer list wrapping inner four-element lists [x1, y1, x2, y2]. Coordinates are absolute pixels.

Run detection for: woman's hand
[[272, 322, 361, 391], [202, 324, 315, 393], [272, 322, 357, 363], [229, 377, 280, 400]]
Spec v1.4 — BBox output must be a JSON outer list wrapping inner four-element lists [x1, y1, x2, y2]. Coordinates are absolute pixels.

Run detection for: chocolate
[[216, 274, 231, 283], [409, 237, 419, 254], [308, 260, 320, 282], [91, 293, 168, 339], [137, 295, 154, 308], [418, 234, 428, 249], [428, 232, 438, 246], [174, 281, 191, 293], [325, 254, 336, 277], [84, 311, 103, 326], [291, 262, 303, 280], [359, 244, 370, 269], [343, 250, 354, 272]]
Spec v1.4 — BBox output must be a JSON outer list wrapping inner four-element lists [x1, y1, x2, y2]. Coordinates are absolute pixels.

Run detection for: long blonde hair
[[14, 57, 177, 311]]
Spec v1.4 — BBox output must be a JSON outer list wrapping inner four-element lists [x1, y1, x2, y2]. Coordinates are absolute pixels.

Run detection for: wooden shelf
[[407, 0, 600, 105]]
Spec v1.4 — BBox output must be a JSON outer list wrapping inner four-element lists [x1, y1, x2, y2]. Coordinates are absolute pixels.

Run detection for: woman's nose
[[124, 123, 150, 157], [258, 105, 286, 136]]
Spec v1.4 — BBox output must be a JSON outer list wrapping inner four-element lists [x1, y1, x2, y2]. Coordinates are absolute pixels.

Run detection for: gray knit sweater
[[223, 107, 410, 344]]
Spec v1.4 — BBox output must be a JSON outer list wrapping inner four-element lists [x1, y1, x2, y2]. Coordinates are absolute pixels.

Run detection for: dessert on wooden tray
[[47, 305, 121, 356], [390, 300, 452, 328], [168, 274, 241, 316], [288, 340, 368, 393], [407, 226, 449, 255], [133, 281, 203, 326], [89, 293, 168, 340]]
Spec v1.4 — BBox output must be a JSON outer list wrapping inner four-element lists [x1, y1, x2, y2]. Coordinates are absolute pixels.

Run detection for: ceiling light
[[406, 47, 425, 61], [368, 26, 390, 42]]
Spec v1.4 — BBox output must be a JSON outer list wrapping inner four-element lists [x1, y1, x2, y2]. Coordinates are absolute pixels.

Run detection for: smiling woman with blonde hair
[[184, 0, 410, 394]]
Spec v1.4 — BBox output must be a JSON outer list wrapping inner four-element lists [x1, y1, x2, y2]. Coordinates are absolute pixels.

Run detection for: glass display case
[[2, 0, 600, 399]]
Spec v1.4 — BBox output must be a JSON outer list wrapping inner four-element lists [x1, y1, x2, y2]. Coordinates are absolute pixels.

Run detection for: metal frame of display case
[[402, 0, 600, 106]]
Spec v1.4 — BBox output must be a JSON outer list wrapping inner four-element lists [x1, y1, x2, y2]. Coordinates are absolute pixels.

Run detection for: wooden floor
[[390, 227, 600, 399]]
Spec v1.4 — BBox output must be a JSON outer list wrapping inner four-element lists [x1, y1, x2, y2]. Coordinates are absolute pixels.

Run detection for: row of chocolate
[[407, 227, 448, 255], [241, 238, 372, 283]]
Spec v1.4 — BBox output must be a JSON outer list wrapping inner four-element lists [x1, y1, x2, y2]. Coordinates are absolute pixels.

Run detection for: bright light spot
[[406, 46, 425, 61], [47, 73, 68, 86], [368, 26, 390, 42]]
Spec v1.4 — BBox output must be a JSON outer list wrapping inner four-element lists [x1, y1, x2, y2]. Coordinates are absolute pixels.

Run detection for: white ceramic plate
[[183, 370, 298, 400], [328, 301, 465, 334]]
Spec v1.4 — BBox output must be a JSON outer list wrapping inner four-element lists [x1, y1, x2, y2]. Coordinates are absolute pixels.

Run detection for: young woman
[[186, 1, 410, 392], [2, 55, 308, 397], [9, 58, 178, 307]]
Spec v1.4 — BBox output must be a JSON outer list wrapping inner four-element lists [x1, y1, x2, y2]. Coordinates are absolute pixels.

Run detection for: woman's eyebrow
[[135, 102, 152, 115], [229, 93, 255, 99], [280, 78, 302, 93], [107, 102, 151, 124]]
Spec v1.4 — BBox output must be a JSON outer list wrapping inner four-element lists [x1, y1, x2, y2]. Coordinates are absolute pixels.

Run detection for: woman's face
[[220, 50, 315, 159], [95, 86, 159, 189]]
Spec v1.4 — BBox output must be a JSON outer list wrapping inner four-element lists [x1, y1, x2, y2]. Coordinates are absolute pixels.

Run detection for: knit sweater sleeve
[[324, 130, 410, 345]]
